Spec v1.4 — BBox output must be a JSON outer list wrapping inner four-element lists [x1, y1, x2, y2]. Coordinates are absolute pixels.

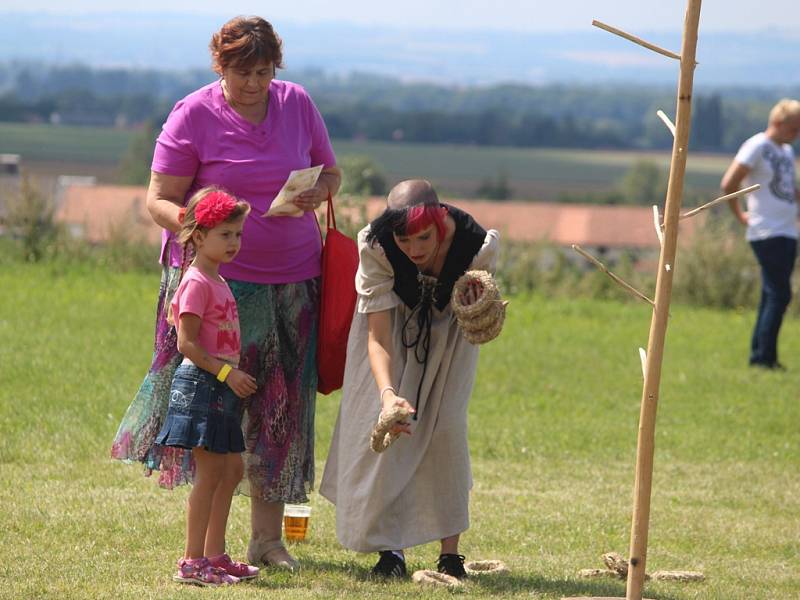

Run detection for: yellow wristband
[[216, 363, 233, 382]]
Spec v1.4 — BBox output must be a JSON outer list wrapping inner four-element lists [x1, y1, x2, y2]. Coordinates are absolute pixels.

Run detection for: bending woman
[[320, 180, 500, 579]]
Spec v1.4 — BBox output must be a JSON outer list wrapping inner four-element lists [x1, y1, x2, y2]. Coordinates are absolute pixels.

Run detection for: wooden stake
[[652, 206, 664, 245], [656, 110, 676, 137], [626, 3, 702, 600], [571, 245, 655, 307], [639, 348, 647, 378], [592, 20, 681, 61], [679, 184, 760, 220]]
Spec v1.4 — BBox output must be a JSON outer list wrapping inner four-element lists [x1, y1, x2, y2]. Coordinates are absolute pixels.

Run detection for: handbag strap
[[315, 193, 335, 245], [326, 193, 337, 231]]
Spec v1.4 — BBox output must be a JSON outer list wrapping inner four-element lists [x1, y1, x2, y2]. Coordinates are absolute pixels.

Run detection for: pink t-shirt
[[172, 267, 241, 365], [152, 79, 337, 284]]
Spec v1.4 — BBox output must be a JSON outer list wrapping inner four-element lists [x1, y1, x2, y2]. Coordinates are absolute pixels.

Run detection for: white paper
[[263, 164, 324, 217]]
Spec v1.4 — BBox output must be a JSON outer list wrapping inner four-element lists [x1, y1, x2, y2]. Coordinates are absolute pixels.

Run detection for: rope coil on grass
[[464, 560, 509, 575], [578, 552, 704, 583], [411, 570, 463, 588]]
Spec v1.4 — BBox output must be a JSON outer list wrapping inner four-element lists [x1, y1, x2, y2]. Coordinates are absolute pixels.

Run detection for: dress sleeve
[[469, 229, 500, 274], [151, 100, 200, 177], [355, 226, 401, 314], [304, 92, 337, 169]]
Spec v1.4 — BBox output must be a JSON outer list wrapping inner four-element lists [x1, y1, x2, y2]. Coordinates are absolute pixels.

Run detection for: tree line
[[1, 62, 796, 153]]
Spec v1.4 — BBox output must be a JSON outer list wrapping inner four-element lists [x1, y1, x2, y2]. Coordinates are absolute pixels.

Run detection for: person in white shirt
[[722, 98, 800, 369]]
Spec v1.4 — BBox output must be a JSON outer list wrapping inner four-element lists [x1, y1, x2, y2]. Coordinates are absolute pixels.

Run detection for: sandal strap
[[259, 539, 287, 554]]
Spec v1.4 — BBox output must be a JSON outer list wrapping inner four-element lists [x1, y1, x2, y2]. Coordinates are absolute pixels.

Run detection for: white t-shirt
[[734, 132, 798, 241]]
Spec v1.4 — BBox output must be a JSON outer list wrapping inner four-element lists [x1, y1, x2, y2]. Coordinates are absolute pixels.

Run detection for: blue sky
[[2, 0, 799, 32]]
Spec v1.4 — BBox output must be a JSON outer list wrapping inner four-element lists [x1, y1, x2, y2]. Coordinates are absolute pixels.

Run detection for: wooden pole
[[625, 2, 702, 599], [591, 20, 682, 61]]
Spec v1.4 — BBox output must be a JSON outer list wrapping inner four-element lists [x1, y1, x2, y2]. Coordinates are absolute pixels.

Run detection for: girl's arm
[[367, 310, 415, 433], [146, 171, 195, 233], [177, 314, 257, 399]]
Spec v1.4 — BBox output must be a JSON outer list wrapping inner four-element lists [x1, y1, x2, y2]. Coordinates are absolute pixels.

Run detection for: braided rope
[[451, 270, 507, 345], [465, 560, 509, 575], [578, 552, 704, 583], [411, 570, 463, 588], [369, 404, 412, 453]]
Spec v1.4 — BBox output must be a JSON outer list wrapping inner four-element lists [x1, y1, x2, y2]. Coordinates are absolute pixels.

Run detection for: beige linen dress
[[320, 225, 500, 552]]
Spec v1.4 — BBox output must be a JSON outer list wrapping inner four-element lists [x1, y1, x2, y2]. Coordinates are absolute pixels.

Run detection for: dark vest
[[375, 204, 487, 311]]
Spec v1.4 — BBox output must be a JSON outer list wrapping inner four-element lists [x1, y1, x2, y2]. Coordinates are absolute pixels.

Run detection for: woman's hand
[[292, 184, 327, 212], [381, 390, 415, 435], [459, 279, 484, 306], [227, 368, 258, 399]]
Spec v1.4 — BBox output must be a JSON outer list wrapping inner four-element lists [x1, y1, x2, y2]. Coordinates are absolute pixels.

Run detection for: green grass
[[1, 121, 729, 199], [0, 122, 134, 164], [2, 261, 799, 599], [332, 140, 730, 199]]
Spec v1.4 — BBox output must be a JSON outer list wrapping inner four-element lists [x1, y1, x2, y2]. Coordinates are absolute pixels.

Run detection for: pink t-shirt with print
[[172, 267, 241, 365], [152, 79, 337, 284]]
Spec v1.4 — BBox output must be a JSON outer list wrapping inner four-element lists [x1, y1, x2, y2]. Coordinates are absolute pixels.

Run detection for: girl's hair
[[176, 186, 250, 246], [210, 16, 284, 74], [166, 187, 250, 325]]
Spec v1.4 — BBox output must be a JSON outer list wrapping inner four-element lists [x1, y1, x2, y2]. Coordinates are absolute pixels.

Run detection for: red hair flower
[[195, 191, 238, 228]]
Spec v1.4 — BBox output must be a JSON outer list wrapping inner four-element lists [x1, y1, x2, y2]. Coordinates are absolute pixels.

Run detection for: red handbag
[[316, 195, 359, 394]]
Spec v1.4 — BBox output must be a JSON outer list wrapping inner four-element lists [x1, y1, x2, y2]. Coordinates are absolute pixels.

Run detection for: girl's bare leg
[[185, 448, 224, 558], [204, 452, 244, 557]]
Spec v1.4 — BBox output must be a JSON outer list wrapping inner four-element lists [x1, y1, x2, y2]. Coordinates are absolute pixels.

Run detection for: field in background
[[0, 121, 730, 201], [1, 261, 798, 599]]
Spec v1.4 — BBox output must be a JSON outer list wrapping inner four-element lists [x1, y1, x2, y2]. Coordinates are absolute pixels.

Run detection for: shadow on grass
[[248, 557, 681, 599], [243, 557, 370, 589], [467, 571, 681, 600]]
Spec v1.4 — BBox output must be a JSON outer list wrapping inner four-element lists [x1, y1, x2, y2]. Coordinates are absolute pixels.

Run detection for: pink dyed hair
[[404, 204, 448, 241]]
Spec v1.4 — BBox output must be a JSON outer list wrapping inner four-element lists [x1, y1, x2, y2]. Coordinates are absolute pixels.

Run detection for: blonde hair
[[769, 98, 800, 125], [167, 186, 250, 325]]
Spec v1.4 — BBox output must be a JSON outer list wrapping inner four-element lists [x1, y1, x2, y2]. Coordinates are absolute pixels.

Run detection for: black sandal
[[437, 553, 467, 579], [371, 551, 407, 579]]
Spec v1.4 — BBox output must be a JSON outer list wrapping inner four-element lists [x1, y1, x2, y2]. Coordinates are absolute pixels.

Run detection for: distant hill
[[2, 11, 800, 87]]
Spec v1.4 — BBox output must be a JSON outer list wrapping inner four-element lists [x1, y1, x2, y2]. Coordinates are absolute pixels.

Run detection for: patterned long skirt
[[111, 265, 319, 502]]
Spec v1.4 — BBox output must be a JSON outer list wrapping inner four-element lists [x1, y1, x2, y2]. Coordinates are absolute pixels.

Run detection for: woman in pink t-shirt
[[111, 15, 340, 571]]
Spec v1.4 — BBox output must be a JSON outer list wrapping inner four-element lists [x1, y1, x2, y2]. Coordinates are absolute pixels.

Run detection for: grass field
[[1, 260, 799, 599], [0, 121, 730, 201]]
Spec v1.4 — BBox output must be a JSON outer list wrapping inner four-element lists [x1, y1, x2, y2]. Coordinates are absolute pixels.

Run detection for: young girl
[[156, 187, 259, 586]]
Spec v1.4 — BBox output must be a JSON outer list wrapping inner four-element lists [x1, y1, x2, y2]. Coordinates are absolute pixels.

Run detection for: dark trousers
[[749, 236, 797, 366]]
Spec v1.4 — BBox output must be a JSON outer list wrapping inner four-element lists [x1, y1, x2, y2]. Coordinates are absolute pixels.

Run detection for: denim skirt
[[155, 363, 245, 454]]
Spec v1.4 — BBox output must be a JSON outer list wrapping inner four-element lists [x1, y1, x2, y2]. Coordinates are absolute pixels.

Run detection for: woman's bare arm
[[146, 171, 195, 233], [367, 310, 415, 431]]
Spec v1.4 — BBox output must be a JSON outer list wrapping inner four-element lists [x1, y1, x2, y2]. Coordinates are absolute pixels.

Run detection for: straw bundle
[[451, 270, 507, 345], [369, 404, 412, 453]]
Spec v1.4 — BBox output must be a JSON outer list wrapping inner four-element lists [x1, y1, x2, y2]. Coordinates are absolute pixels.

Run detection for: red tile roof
[[360, 197, 699, 249], [55, 184, 698, 250], [56, 184, 161, 244]]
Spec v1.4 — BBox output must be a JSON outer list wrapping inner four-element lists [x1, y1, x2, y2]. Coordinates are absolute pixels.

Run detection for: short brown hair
[[210, 16, 284, 74]]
